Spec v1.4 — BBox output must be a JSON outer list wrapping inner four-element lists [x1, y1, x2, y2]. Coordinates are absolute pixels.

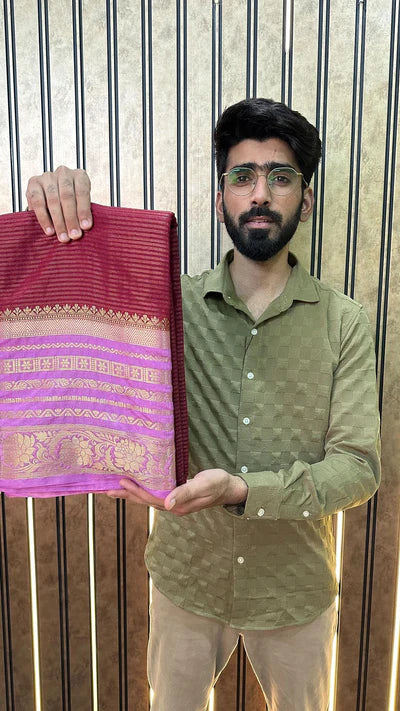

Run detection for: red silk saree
[[0, 204, 188, 498]]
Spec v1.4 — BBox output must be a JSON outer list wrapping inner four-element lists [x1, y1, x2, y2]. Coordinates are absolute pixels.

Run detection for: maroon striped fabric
[[0, 203, 188, 497]]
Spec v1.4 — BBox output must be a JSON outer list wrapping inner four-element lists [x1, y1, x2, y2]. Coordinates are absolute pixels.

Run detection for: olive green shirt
[[145, 251, 381, 630]]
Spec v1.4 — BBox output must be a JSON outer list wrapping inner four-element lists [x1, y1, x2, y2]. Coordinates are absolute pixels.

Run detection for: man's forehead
[[226, 137, 299, 170]]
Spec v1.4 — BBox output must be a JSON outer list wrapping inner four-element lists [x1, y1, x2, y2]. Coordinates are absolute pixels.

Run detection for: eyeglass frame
[[219, 164, 309, 197]]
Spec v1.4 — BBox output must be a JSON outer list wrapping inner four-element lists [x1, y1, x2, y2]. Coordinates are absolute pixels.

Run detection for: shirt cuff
[[224, 471, 283, 520]]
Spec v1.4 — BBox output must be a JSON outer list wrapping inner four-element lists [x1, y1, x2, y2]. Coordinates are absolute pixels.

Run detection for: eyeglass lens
[[226, 166, 301, 196]]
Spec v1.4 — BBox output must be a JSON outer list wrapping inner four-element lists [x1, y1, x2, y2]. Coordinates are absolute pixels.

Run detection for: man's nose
[[251, 174, 271, 204]]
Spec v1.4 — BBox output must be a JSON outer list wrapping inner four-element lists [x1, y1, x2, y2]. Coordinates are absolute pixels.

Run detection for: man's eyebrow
[[231, 161, 297, 171]]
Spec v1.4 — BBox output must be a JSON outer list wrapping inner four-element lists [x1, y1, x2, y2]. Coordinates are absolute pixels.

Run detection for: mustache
[[238, 207, 282, 227]]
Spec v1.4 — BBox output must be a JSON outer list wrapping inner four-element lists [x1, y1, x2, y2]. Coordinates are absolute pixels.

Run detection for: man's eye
[[231, 171, 252, 184], [270, 174, 290, 184]]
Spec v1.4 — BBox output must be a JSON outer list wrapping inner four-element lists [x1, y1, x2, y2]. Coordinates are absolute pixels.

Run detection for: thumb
[[164, 481, 193, 510]]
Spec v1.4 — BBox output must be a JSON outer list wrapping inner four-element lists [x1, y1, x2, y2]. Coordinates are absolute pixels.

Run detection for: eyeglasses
[[220, 166, 308, 197]]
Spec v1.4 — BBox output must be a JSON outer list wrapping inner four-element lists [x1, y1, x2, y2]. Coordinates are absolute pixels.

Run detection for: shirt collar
[[203, 250, 320, 306]]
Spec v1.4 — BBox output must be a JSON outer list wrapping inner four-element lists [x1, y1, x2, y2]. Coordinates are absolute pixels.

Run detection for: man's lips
[[245, 217, 275, 227]]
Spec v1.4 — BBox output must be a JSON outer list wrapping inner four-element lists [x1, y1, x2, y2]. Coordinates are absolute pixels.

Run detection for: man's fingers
[[26, 179, 58, 236], [25, 166, 93, 242], [117, 478, 166, 508], [74, 169, 92, 231]]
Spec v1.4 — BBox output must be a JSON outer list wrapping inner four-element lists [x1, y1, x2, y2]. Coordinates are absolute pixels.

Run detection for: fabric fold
[[0, 203, 188, 498]]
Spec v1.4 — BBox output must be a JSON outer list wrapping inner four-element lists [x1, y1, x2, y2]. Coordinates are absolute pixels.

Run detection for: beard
[[222, 199, 303, 262]]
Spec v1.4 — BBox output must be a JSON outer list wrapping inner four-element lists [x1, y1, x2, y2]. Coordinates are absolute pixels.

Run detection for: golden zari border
[[1, 355, 171, 385], [1, 425, 176, 489], [0, 307, 171, 349], [2, 406, 173, 431], [0, 340, 171, 362], [0, 377, 171, 402], [2, 394, 173, 416]]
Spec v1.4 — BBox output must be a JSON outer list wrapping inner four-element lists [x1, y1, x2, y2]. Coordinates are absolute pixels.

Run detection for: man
[[26, 98, 380, 711]]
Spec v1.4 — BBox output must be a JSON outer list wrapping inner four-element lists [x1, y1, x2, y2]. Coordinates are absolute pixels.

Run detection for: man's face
[[215, 138, 314, 262]]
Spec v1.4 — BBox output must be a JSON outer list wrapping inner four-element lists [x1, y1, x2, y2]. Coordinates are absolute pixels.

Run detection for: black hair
[[214, 98, 321, 185]]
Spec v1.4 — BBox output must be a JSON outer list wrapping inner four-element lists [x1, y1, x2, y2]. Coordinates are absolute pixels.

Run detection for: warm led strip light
[[328, 511, 344, 711], [87, 494, 99, 711], [388, 528, 400, 710], [26, 498, 42, 711]]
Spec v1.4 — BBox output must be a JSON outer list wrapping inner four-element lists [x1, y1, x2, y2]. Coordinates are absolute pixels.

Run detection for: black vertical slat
[[286, 0, 293, 107], [310, 0, 330, 279], [375, 0, 399, 411], [4, 0, 22, 212], [210, 0, 216, 269], [0, 494, 15, 711], [88, 496, 98, 710], [176, 0, 188, 274], [281, 0, 294, 107], [147, 0, 154, 211], [216, 0, 222, 265], [252, 0, 258, 98], [116, 499, 128, 711], [141, 0, 154, 211], [211, 0, 222, 270], [113, 0, 121, 207], [246, 0, 252, 99], [183, 0, 188, 274], [176, 0, 182, 267], [280, 0, 286, 103], [37, 0, 51, 171], [234, 636, 247, 711], [141, 0, 148, 209], [55, 498, 71, 711], [246, 2, 258, 100], [72, 0, 86, 169], [106, 0, 115, 206], [43, 0, 53, 170], [344, 0, 366, 299], [236, 637, 241, 711]]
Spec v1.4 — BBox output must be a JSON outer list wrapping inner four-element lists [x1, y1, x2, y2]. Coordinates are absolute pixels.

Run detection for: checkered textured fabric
[[145, 251, 380, 629]]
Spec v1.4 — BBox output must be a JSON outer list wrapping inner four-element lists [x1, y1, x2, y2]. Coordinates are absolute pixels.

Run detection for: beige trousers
[[148, 586, 337, 711]]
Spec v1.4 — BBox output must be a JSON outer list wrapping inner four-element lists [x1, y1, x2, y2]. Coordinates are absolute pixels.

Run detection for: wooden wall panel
[[0, 2, 399, 710]]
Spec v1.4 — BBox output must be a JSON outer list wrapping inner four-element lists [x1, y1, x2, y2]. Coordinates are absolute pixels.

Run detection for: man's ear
[[300, 187, 314, 223], [215, 190, 225, 223]]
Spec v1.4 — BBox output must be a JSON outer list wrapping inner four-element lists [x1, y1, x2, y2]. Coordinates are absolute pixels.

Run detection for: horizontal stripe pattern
[[0, 204, 188, 496]]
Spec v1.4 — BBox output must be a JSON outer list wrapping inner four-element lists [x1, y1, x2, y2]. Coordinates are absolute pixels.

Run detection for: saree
[[0, 203, 188, 498]]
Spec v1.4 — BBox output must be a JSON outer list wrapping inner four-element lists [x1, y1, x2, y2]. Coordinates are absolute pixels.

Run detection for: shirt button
[[237, 556, 245, 565], [257, 508, 265, 517], [303, 510, 310, 518], [251, 328, 258, 335], [247, 372, 255, 380], [242, 417, 250, 425], [240, 465, 248, 474]]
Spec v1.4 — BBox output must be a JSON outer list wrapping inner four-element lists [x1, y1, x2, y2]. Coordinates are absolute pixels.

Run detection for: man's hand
[[25, 165, 92, 242], [107, 468, 248, 516]]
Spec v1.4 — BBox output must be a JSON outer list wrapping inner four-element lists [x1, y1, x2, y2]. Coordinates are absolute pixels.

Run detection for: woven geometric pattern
[[145, 251, 381, 629], [0, 204, 188, 497]]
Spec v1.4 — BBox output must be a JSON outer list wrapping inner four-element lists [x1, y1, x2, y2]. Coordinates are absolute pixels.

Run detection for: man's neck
[[229, 246, 292, 320]]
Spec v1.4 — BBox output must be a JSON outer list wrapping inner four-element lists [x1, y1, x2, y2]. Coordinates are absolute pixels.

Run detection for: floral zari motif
[[0, 305, 176, 497]]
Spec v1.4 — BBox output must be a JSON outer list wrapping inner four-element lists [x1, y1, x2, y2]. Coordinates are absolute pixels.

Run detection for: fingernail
[[59, 233, 69, 242], [70, 228, 82, 238], [81, 219, 91, 229], [45, 226, 55, 235], [168, 498, 176, 509]]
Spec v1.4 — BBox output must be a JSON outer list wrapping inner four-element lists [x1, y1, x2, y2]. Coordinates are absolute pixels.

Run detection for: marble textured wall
[[0, 1, 399, 710]]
